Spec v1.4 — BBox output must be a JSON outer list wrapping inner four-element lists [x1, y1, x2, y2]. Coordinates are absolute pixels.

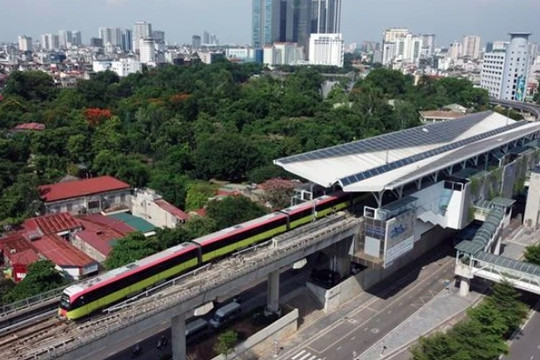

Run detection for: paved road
[[503, 303, 540, 360], [102, 265, 314, 360], [276, 246, 456, 360]]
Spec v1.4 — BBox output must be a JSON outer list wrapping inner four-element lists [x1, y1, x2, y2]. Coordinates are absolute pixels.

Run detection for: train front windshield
[[60, 293, 70, 310]]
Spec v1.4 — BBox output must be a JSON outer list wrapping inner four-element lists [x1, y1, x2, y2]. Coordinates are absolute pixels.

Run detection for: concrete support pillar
[[459, 277, 470, 297], [171, 313, 186, 360], [265, 270, 281, 316], [493, 237, 502, 256]]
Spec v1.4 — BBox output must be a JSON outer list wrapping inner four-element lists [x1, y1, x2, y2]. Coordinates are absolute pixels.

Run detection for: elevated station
[[276, 110, 540, 273]]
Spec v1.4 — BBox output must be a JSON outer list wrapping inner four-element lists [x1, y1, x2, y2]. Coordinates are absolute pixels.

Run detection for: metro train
[[59, 191, 361, 320]]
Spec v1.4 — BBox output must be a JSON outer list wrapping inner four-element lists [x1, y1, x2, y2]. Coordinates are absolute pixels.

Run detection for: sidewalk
[[358, 225, 540, 360], [262, 224, 540, 360]]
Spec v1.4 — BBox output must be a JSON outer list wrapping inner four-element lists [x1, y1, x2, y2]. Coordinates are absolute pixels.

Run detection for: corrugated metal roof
[[108, 213, 156, 233], [476, 252, 540, 276], [39, 176, 130, 202]]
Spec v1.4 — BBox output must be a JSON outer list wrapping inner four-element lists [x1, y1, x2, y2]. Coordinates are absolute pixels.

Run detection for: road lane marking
[[310, 256, 454, 354], [292, 350, 306, 359]]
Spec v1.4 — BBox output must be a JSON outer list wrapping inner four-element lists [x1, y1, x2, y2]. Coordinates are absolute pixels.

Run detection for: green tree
[[185, 182, 218, 211], [148, 171, 188, 209], [0, 173, 42, 225], [524, 244, 540, 265], [194, 133, 263, 181], [3, 71, 57, 102], [2, 260, 68, 304], [206, 196, 267, 230], [105, 232, 161, 270], [486, 281, 528, 332], [184, 216, 218, 238], [410, 332, 466, 360], [156, 227, 191, 250], [213, 330, 238, 359]]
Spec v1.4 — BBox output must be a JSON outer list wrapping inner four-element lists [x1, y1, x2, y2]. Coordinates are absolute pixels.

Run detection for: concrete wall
[[211, 308, 299, 360], [132, 190, 181, 229], [44, 190, 131, 215], [315, 225, 456, 310], [71, 236, 107, 263]]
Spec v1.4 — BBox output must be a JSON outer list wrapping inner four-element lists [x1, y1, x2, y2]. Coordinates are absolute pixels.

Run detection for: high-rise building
[[485, 42, 494, 53], [18, 35, 33, 52], [192, 35, 201, 49], [152, 30, 165, 44], [448, 41, 463, 59], [421, 34, 435, 57], [203, 31, 210, 45], [210, 34, 219, 46], [252, 0, 276, 48], [58, 30, 72, 49], [133, 21, 152, 52], [123, 29, 133, 52], [463, 35, 481, 59], [99, 27, 123, 47], [382, 28, 410, 65], [276, 0, 312, 50], [90, 38, 104, 48], [139, 38, 156, 64], [41, 33, 59, 51], [383, 28, 410, 43], [72, 31, 82, 46], [309, 33, 343, 67], [481, 33, 531, 101], [311, 0, 341, 33]]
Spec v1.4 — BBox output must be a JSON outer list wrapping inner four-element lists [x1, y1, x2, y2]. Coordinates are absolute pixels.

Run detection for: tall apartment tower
[[133, 21, 152, 52], [139, 38, 156, 64], [152, 31, 165, 44], [481, 32, 531, 101], [18, 36, 33, 52], [123, 29, 133, 52], [99, 27, 123, 47], [311, 0, 341, 33], [58, 30, 72, 49], [463, 35, 481, 59], [421, 34, 435, 57], [72, 31, 82, 46]]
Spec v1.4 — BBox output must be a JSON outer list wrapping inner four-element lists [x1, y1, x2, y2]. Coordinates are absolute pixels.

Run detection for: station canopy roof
[[275, 111, 540, 193]]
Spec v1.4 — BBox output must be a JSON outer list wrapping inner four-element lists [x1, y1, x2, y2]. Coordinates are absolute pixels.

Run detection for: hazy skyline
[[1, 0, 538, 46]]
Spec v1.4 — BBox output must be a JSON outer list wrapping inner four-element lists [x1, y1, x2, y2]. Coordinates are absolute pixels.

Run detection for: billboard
[[516, 75, 526, 102], [383, 210, 415, 268]]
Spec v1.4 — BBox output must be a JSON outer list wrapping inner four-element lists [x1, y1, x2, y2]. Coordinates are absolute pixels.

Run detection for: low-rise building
[[39, 176, 132, 215], [132, 188, 189, 229], [419, 110, 465, 123]]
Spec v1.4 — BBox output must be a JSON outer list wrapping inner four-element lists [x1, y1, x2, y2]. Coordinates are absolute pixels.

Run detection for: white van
[[209, 301, 241, 329]]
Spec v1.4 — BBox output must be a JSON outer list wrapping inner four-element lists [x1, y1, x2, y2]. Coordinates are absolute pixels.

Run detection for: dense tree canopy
[[2, 260, 68, 304], [0, 65, 493, 272], [411, 282, 527, 360]]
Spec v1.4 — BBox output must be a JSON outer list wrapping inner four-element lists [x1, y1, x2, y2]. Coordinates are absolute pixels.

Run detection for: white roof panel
[[275, 111, 540, 192]]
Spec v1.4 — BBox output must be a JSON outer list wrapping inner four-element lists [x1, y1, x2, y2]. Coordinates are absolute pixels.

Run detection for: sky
[[1, 0, 538, 47]]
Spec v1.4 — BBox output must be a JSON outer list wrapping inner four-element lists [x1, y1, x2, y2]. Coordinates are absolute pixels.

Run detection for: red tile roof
[[32, 234, 96, 268], [39, 176, 131, 202], [23, 213, 81, 235], [0, 234, 40, 265], [75, 216, 131, 257], [154, 199, 189, 221], [13, 122, 46, 131]]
